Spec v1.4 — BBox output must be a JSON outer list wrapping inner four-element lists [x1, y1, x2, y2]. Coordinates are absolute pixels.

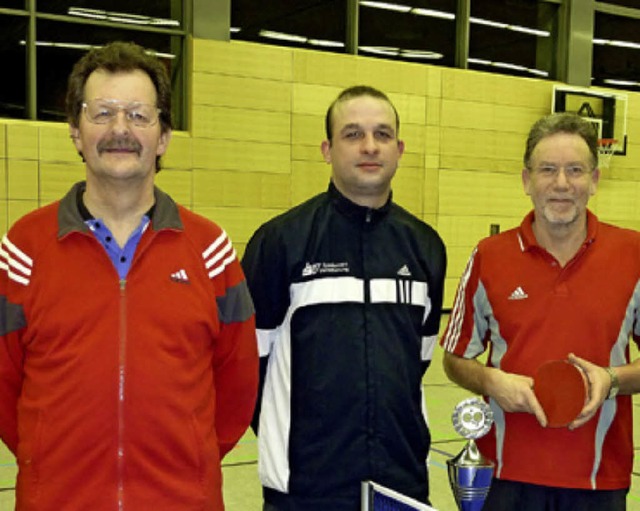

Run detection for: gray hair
[[524, 113, 599, 169]]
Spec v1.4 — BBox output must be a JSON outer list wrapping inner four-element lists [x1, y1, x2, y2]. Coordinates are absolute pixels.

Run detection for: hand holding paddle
[[532, 359, 588, 428], [483, 367, 547, 427], [566, 353, 615, 430]]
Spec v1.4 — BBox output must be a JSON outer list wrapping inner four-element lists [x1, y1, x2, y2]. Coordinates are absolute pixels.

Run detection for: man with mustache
[[0, 41, 258, 511], [441, 112, 640, 511], [242, 85, 447, 511]]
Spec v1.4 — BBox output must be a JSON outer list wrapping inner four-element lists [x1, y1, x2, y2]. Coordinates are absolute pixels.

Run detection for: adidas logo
[[397, 265, 412, 277], [508, 286, 528, 300], [170, 269, 190, 284]]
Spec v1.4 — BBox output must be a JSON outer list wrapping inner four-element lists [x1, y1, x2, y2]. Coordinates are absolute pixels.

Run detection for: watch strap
[[605, 366, 619, 400]]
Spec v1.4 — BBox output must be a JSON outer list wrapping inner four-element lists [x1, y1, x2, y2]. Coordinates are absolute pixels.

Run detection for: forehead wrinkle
[[92, 98, 148, 106], [533, 155, 591, 168], [536, 159, 587, 166], [84, 69, 158, 107]]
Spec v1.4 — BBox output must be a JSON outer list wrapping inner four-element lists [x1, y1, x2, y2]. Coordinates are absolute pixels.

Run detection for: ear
[[522, 167, 532, 196], [320, 140, 332, 164], [589, 167, 600, 195], [397, 139, 405, 158], [156, 129, 172, 157], [69, 124, 82, 153]]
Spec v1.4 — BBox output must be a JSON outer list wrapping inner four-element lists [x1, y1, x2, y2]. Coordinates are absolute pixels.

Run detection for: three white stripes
[[0, 235, 33, 286], [0, 229, 235, 287], [203, 230, 236, 279]]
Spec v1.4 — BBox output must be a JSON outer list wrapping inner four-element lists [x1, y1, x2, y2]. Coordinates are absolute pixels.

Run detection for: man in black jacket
[[242, 85, 447, 511]]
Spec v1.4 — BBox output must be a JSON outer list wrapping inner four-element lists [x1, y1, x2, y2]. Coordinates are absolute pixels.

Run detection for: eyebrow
[[338, 123, 395, 134], [536, 160, 588, 166]]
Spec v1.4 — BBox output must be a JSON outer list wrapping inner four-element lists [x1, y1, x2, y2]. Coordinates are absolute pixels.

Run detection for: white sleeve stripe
[[2, 234, 33, 267], [2, 248, 32, 277], [421, 335, 437, 361], [204, 241, 233, 270], [8, 270, 29, 286], [0, 259, 30, 286], [202, 230, 229, 259], [207, 249, 237, 279], [442, 247, 477, 352], [257, 328, 277, 357], [0, 235, 33, 286]]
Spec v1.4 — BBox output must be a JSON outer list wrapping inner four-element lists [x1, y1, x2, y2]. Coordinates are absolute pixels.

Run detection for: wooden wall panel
[[7, 160, 38, 200], [0, 38, 638, 309]]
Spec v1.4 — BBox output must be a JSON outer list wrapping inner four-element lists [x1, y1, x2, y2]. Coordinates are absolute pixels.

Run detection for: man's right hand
[[483, 367, 548, 427]]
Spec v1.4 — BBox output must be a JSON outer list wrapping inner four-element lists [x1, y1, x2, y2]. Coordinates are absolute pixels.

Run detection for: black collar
[[75, 183, 156, 221], [328, 181, 392, 225]]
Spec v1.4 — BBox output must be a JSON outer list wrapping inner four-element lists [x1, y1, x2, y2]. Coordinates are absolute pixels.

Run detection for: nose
[[110, 109, 131, 133], [553, 168, 570, 187], [360, 132, 379, 154]]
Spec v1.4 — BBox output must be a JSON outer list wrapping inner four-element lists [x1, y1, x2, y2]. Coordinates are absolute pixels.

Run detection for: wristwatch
[[605, 367, 619, 400]]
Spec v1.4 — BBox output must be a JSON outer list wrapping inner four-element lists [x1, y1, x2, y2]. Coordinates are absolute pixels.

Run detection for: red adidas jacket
[[0, 182, 258, 511]]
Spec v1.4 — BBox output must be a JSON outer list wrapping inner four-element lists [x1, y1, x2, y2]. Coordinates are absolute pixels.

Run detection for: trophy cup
[[447, 397, 494, 511]]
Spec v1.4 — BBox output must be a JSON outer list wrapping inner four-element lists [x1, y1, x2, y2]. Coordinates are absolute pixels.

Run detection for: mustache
[[97, 136, 142, 154]]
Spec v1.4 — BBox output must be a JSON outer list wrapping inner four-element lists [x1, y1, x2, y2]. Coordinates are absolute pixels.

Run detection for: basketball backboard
[[552, 85, 628, 156]]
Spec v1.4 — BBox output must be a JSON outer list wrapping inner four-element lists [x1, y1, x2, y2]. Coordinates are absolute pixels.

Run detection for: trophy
[[447, 397, 495, 511]]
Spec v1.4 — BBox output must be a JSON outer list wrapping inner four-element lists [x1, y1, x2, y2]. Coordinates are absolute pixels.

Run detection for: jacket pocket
[[189, 414, 207, 488], [16, 408, 44, 507]]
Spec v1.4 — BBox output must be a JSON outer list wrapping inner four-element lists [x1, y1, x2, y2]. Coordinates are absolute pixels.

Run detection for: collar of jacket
[[328, 181, 392, 225], [57, 181, 184, 239], [518, 208, 599, 253]]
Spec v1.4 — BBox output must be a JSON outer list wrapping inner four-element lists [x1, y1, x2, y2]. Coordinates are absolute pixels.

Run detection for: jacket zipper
[[113, 229, 159, 511], [78, 226, 160, 510], [118, 277, 127, 511]]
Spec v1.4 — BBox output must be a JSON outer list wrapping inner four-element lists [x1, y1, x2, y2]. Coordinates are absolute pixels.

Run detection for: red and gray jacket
[[0, 181, 258, 511]]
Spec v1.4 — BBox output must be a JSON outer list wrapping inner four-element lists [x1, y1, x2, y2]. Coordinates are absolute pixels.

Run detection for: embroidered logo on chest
[[170, 269, 190, 284], [301, 261, 350, 277], [508, 286, 528, 300]]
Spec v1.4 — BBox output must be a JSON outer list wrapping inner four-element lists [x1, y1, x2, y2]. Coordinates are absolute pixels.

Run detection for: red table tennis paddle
[[533, 359, 588, 428]]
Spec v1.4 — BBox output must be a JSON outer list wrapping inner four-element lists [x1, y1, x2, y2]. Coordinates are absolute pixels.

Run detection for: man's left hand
[[567, 352, 611, 430]]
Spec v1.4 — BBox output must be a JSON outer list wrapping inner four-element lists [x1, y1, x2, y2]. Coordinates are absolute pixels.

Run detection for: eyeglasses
[[82, 99, 161, 128], [531, 164, 593, 180]]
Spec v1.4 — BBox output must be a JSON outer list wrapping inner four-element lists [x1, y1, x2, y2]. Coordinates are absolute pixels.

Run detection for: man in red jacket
[[0, 41, 258, 511], [441, 112, 640, 511]]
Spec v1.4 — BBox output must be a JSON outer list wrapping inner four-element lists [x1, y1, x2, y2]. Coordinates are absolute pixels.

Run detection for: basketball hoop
[[597, 138, 618, 169]]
